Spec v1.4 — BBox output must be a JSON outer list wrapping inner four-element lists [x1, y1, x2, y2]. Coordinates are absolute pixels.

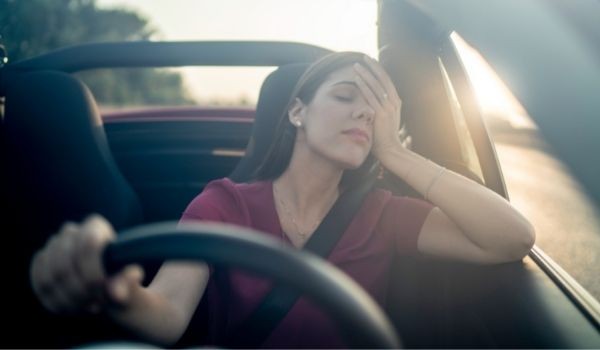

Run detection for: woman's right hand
[[30, 214, 144, 315]]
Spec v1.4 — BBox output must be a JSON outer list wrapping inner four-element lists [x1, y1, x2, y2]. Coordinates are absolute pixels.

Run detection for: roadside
[[491, 127, 600, 301]]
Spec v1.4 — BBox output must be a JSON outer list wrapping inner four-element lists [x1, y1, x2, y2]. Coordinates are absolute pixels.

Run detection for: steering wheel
[[102, 221, 401, 349]]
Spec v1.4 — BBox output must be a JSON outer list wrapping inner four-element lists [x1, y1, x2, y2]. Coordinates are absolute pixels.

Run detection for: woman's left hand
[[353, 55, 411, 159]]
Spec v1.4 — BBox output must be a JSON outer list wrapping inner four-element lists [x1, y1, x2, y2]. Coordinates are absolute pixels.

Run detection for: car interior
[[1, 1, 599, 348]]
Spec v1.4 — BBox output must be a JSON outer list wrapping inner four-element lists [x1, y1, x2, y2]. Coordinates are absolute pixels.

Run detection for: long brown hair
[[253, 52, 380, 189]]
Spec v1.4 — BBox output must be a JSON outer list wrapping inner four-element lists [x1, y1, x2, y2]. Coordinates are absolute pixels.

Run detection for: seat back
[[3, 70, 143, 240], [1, 70, 143, 347], [229, 63, 310, 182]]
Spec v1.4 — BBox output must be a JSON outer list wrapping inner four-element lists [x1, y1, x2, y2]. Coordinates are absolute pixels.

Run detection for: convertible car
[[1, 0, 599, 348]]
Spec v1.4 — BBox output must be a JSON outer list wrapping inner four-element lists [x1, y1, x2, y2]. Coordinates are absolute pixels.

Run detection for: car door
[[379, 0, 600, 348]]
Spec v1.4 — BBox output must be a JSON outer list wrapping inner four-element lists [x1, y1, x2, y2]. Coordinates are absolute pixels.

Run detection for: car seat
[[1, 70, 143, 347], [229, 62, 311, 182], [3, 70, 143, 236]]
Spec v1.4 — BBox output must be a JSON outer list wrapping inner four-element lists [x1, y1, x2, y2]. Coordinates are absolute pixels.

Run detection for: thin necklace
[[273, 184, 320, 239]]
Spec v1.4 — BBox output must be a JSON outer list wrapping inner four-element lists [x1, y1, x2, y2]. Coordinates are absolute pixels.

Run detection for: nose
[[352, 104, 375, 124]]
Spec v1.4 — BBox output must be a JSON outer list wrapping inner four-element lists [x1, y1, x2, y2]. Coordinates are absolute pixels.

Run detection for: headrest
[[229, 63, 310, 182], [3, 70, 142, 235]]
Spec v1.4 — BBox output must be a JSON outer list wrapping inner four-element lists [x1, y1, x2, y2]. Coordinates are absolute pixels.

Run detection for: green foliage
[[76, 68, 194, 106], [0, 0, 195, 105]]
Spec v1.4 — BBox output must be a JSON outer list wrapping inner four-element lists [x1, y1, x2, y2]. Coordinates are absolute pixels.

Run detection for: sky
[[96, 0, 534, 128], [97, 0, 378, 104]]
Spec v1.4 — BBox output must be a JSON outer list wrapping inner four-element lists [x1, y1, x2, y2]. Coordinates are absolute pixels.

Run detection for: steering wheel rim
[[103, 221, 401, 349]]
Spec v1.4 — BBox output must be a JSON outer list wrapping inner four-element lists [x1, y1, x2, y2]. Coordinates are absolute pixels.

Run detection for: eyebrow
[[330, 81, 358, 88]]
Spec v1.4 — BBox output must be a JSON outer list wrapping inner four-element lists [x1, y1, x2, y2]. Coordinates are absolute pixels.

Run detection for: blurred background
[[1, 0, 598, 300]]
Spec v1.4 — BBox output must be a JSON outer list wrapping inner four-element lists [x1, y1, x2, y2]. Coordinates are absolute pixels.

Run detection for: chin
[[336, 152, 370, 170], [320, 143, 370, 169]]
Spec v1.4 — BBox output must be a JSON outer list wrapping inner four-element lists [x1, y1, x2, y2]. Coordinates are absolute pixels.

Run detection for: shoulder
[[378, 192, 434, 228], [181, 178, 271, 223], [374, 190, 435, 253], [362, 188, 433, 223], [180, 178, 233, 222], [188, 178, 238, 207]]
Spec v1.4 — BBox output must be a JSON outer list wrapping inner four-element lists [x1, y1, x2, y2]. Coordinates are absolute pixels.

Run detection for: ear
[[288, 97, 306, 127]]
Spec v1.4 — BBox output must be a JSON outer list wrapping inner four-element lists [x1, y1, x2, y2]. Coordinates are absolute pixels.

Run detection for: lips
[[342, 128, 370, 143]]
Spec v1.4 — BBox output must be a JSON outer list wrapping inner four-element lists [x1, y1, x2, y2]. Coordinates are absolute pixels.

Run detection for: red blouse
[[180, 178, 433, 348]]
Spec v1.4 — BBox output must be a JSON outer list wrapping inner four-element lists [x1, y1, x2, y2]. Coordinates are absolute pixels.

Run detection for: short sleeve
[[179, 178, 240, 225], [377, 196, 434, 255], [178, 179, 242, 281]]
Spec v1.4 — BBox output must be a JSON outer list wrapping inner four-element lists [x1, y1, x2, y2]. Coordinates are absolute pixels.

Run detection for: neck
[[274, 143, 342, 217]]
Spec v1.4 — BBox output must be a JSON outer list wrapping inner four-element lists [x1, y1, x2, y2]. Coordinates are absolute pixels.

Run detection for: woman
[[30, 52, 535, 348]]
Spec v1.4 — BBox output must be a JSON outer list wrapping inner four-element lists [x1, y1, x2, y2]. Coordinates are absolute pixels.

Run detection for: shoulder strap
[[224, 178, 376, 348]]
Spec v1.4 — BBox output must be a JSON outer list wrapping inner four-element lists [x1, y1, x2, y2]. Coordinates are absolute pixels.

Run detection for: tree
[[0, 0, 195, 105]]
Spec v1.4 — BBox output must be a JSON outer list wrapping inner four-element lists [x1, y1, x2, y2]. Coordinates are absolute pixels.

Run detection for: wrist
[[424, 166, 446, 201], [375, 141, 410, 168]]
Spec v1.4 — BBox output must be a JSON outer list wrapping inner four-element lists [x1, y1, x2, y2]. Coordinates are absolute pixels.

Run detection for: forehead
[[321, 65, 357, 88]]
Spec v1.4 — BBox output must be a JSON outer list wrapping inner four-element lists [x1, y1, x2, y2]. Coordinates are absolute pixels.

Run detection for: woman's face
[[292, 65, 375, 169]]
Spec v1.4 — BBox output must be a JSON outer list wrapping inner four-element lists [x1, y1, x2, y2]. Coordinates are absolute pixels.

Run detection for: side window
[[437, 57, 484, 183], [433, 34, 508, 197], [447, 33, 600, 302]]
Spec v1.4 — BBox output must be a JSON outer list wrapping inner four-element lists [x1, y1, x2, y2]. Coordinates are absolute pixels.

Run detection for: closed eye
[[335, 95, 354, 102]]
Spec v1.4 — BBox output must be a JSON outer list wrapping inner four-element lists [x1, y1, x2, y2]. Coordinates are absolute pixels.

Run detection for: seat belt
[[224, 177, 376, 348]]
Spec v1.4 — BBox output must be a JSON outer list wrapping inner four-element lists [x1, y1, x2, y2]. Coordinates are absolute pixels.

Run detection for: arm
[[106, 262, 210, 346], [379, 147, 535, 264], [354, 55, 535, 264], [30, 215, 210, 347]]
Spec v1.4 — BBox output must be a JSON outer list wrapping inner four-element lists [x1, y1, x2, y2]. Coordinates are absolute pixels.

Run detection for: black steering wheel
[[102, 221, 401, 349]]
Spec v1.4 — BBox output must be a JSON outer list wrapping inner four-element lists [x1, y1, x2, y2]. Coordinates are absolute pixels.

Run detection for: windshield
[[98, 0, 378, 107]]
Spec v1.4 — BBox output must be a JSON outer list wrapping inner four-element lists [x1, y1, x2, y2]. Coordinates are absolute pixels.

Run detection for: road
[[492, 130, 600, 301]]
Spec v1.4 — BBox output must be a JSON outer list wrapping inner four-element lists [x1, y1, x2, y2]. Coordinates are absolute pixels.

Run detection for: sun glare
[[451, 33, 536, 129], [95, 0, 530, 122]]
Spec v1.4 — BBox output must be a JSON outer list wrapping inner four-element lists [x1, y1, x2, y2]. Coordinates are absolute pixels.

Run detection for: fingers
[[361, 55, 401, 107], [74, 215, 115, 287], [74, 214, 119, 307], [47, 223, 89, 313], [353, 56, 405, 155], [354, 61, 402, 124], [106, 264, 145, 306], [354, 64, 381, 111], [353, 63, 388, 106], [30, 214, 119, 315], [31, 249, 61, 313], [31, 223, 81, 313]]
